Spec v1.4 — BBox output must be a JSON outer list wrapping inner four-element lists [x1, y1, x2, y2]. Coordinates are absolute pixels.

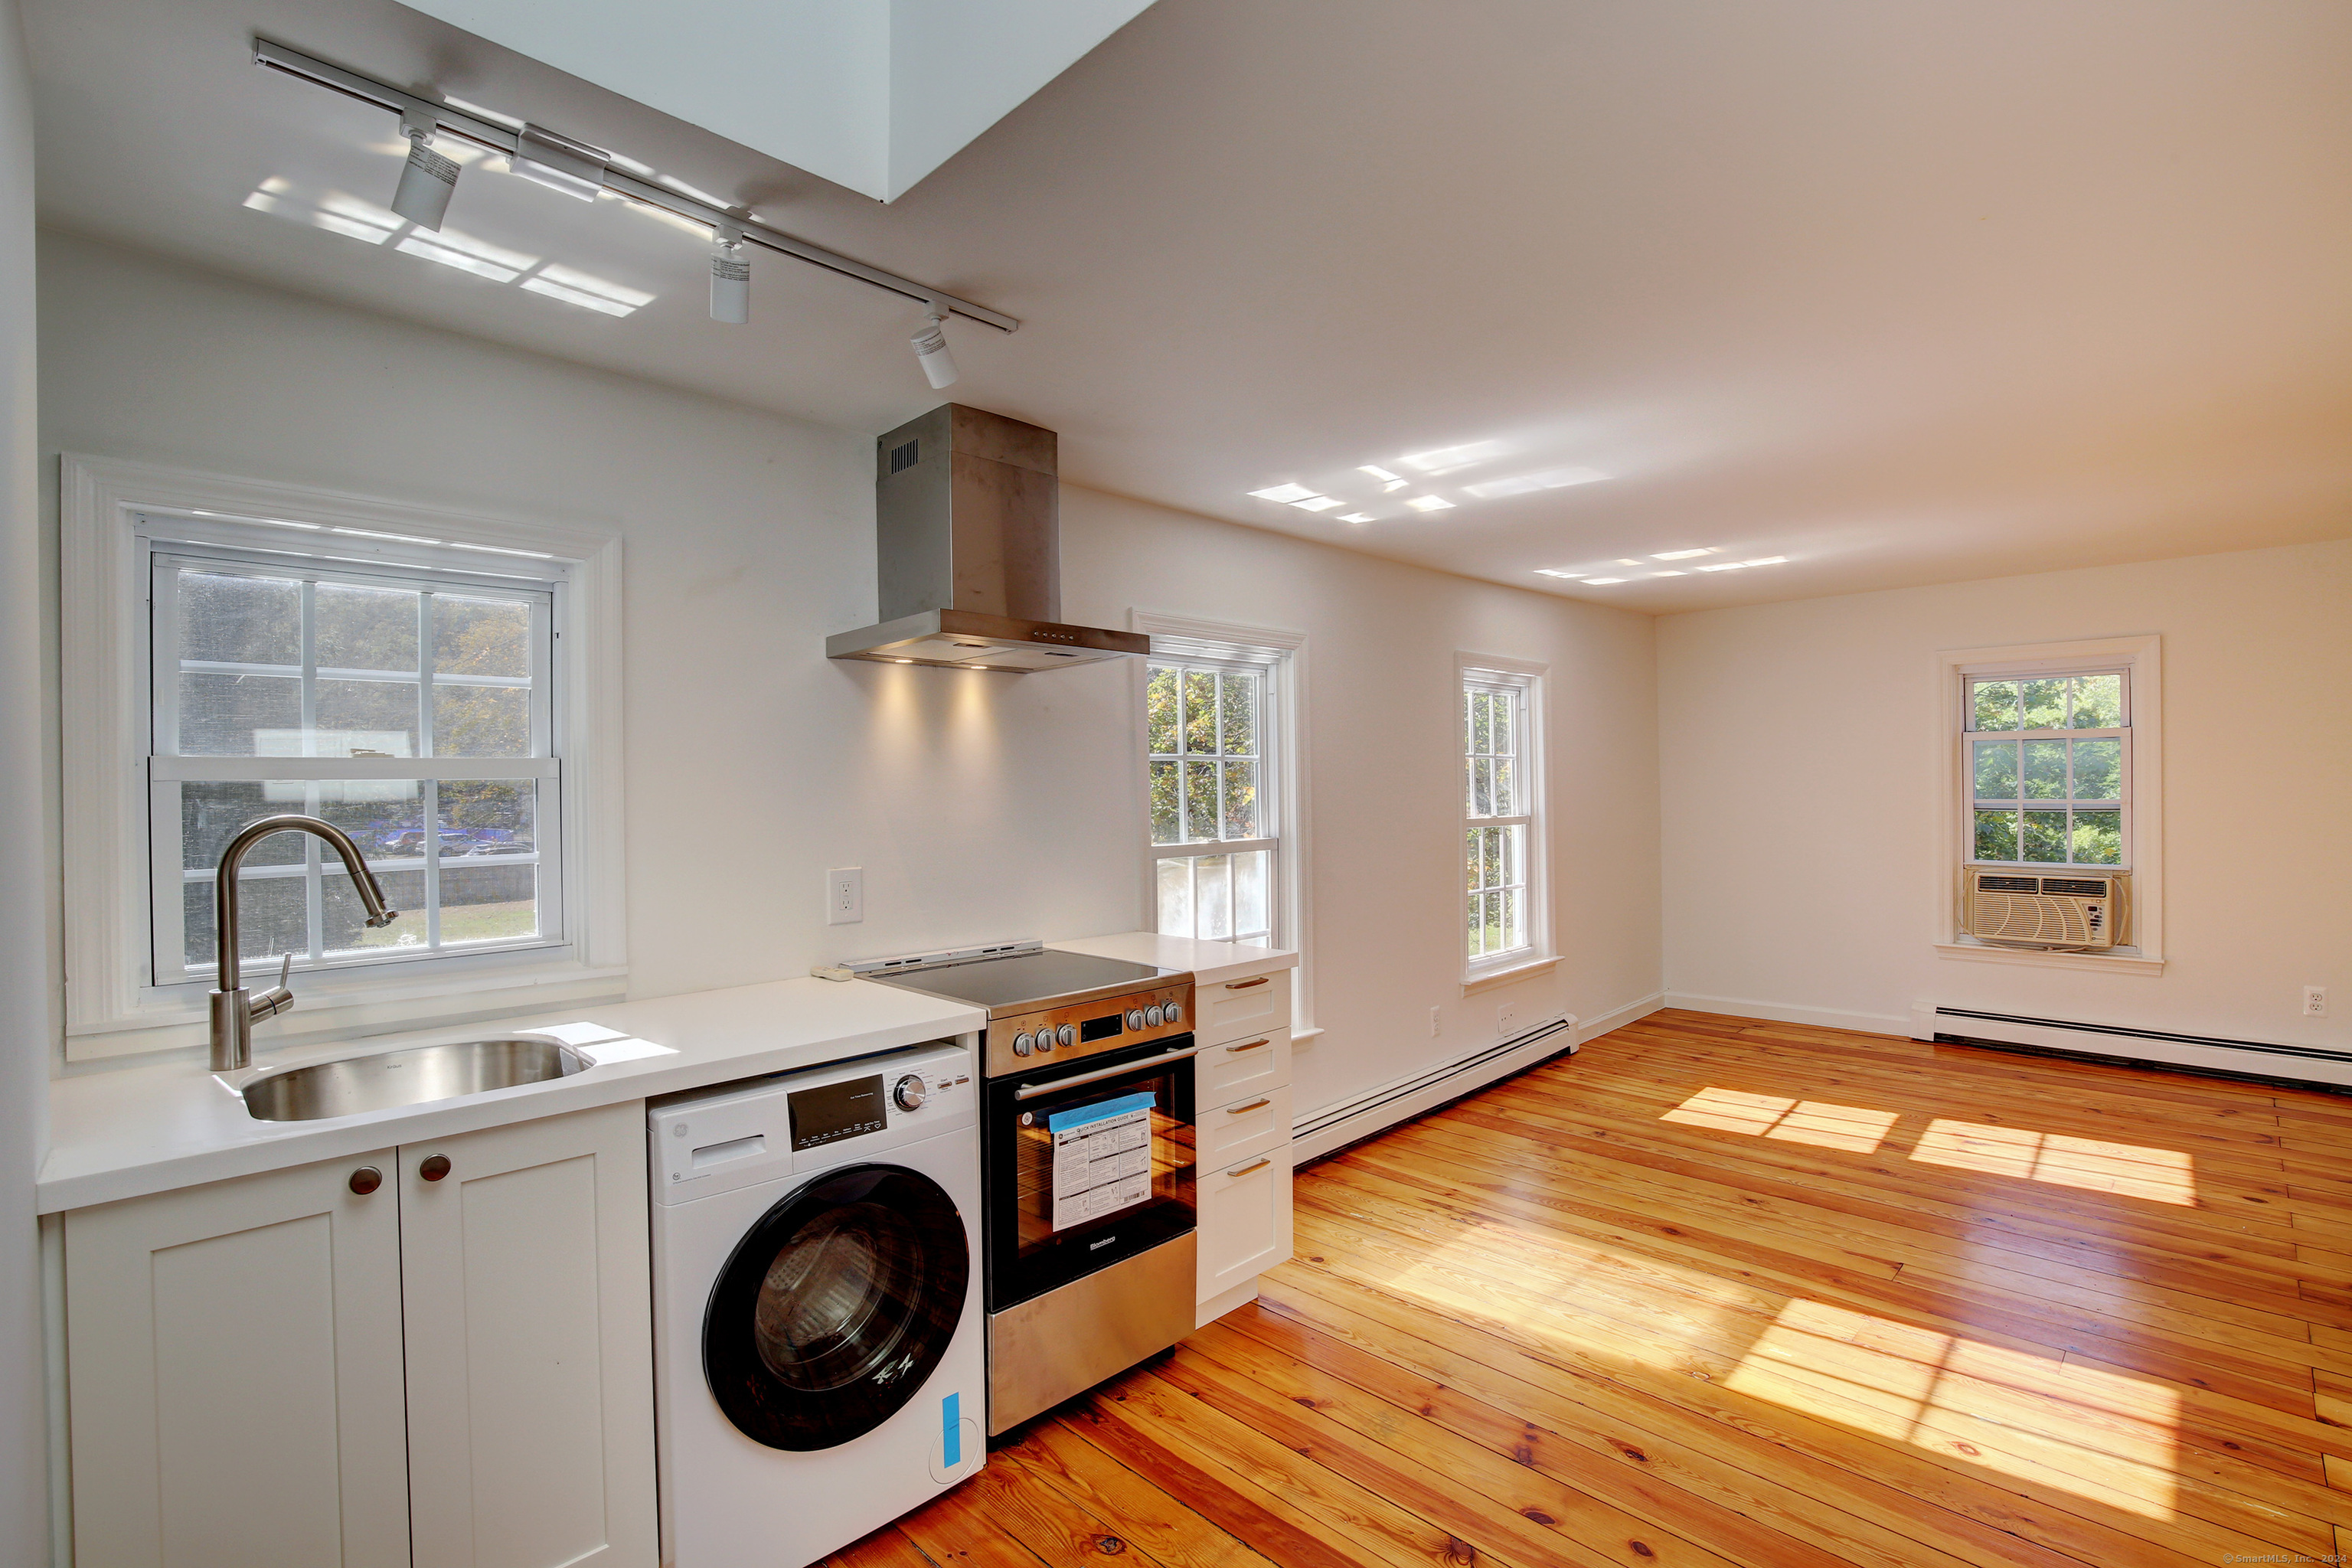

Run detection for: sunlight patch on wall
[[1661, 1087, 1900, 1154], [1910, 1119, 2195, 1206], [1726, 1298, 2180, 1519]]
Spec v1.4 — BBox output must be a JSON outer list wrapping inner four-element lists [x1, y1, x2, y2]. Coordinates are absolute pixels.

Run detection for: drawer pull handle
[[1225, 1157, 1272, 1178], [1226, 1098, 1272, 1116], [1223, 975, 1270, 991], [1227, 1038, 1272, 1054]]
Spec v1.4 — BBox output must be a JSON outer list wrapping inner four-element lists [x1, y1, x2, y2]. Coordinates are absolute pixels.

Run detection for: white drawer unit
[[1198, 969, 1291, 1047], [1198, 1083, 1291, 1170], [1196, 1027, 1289, 1105], [1196, 1144, 1295, 1302]]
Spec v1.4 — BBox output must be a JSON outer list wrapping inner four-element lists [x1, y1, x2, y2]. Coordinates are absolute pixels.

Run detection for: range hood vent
[[827, 404, 1148, 673]]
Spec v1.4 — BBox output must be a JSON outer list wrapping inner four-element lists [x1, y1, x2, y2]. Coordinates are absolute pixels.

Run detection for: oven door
[[985, 1035, 1197, 1311]]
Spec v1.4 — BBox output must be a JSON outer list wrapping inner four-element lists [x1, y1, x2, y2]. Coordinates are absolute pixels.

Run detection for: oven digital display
[[1080, 1013, 1124, 1042], [788, 1074, 885, 1151]]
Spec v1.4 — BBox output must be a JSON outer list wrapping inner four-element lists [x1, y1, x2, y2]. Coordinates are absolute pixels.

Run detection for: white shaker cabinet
[[64, 1148, 413, 1568], [1192, 966, 1296, 1325], [400, 1102, 658, 1568], [64, 1102, 657, 1568]]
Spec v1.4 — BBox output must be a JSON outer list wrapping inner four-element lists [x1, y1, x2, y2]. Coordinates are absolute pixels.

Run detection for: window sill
[[1932, 942, 2164, 976], [67, 960, 632, 1063], [1461, 955, 1561, 997]]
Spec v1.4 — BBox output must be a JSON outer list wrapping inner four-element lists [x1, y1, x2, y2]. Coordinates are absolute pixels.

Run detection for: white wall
[[0, 0, 52, 1559], [36, 231, 1662, 1120], [1062, 491, 1661, 1116], [1658, 541, 2352, 1046]]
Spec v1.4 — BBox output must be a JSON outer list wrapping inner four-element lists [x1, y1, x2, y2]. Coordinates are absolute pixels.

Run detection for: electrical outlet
[[1429, 1007, 1442, 1037], [826, 867, 863, 926], [2308, 986, 2330, 1018], [1498, 1001, 1518, 1038]]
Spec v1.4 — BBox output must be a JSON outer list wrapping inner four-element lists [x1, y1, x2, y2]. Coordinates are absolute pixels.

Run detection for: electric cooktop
[[858, 948, 1178, 1018]]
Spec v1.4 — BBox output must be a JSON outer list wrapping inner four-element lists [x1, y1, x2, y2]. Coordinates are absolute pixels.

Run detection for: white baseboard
[[1292, 1016, 1578, 1166], [1664, 992, 1910, 1035], [1919, 1004, 2352, 1088], [1576, 991, 1667, 1043]]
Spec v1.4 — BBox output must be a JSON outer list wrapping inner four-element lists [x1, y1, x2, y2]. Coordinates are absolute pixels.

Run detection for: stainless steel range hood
[[826, 404, 1149, 672]]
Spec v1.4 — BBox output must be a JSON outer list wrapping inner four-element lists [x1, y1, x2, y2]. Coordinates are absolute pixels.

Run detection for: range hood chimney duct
[[826, 403, 1149, 672]]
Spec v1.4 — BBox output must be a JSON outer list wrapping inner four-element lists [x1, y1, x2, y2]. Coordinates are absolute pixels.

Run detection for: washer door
[[704, 1163, 970, 1452]]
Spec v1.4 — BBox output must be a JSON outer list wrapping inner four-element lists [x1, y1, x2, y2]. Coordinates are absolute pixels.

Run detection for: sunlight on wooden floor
[[1726, 1298, 2181, 1520], [1660, 1086, 1901, 1153], [1909, 1118, 2197, 1204]]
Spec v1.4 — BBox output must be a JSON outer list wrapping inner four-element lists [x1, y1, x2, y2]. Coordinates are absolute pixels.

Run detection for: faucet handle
[[250, 953, 296, 1022]]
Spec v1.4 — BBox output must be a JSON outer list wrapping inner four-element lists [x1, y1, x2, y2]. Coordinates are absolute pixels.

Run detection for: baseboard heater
[[1292, 1017, 1577, 1165], [1919, 1004, 2352, 1090]]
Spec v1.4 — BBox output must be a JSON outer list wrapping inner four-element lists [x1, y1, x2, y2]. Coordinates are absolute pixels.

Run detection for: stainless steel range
[[847, 942, 1199, 1435]]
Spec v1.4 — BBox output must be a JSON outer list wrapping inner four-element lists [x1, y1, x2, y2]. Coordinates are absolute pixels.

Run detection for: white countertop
[[1046, 931, 1295, 986], [38, 931, 1296, 1214]]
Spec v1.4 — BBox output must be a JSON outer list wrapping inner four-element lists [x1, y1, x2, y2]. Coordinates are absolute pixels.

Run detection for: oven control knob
[[1126, 1008, 1146, 1031], [1012, 1031, 1034, 1056], [1146, 1004, 1165, 1027], [1165, 1001, 1183, 1025], [1035, 1028, 1055, 1052], [1057, 1024, 1076, 1047], [893, 1074, 928, 1112]]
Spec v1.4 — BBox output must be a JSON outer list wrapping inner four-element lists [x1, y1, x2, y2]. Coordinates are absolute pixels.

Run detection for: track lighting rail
[[252, 38, 1021, 334]]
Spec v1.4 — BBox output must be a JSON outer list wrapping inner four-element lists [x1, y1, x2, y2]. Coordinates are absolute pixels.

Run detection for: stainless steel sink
[[241, 1037, 591, 1122]]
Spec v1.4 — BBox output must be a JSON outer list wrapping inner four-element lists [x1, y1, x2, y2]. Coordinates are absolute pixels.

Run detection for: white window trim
[[1459, 652, 1553, 986], [1935, 635, 2162, 974], [61, 454, 628, 1061], [1130, 609, 1313, 1038]]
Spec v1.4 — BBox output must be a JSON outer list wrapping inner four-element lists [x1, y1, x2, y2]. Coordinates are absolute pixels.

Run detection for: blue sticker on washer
[[942, 1392, 962, 1468]]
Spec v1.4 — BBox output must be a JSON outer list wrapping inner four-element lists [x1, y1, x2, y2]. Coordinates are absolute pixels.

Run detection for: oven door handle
[[1013, 1041, 1208, 1099]]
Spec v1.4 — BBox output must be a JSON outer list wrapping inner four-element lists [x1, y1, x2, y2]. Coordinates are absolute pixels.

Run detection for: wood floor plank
[[870, 1009, 2352, 1568]]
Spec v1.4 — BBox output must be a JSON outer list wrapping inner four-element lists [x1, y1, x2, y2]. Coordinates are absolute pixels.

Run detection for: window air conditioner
[[1962, 870, 2128, 951]]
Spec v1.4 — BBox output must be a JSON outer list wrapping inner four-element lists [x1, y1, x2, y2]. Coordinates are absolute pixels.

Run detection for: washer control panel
[[985, 983, 1192, 1077]]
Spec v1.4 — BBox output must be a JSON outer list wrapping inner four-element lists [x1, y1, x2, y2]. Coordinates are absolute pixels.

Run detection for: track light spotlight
[[390, 111, 458, 231], [709, 226, 749, 324], [912, 299, 959, 389]]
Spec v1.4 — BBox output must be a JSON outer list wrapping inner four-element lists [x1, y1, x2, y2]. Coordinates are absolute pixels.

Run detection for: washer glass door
[[704, 1163, 969, 1451]]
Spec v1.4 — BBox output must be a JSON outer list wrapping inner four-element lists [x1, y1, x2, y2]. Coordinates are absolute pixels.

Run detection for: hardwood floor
[[826, 1008, 2352, 1567]]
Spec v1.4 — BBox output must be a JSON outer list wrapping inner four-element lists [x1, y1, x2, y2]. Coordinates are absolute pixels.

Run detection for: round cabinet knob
[[348, 1166, 382, 1195], [1126, 1009, 1146, 1031], [1164, 1001, 1183, 1025], [1057, 1024, 1076, 1047], [894, 1073, 928, 1111], [1012, 1032, 1034, 1057], [1145, 1004, 1165, 1027], [420, 1155, 452, 1182]]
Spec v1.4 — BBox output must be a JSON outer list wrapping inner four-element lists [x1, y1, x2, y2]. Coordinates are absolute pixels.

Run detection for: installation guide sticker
[[1049, 1091, 1155, 1231]]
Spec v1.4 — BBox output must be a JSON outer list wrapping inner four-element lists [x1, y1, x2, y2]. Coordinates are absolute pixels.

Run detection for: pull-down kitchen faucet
[[209, 815, 400, 1073]]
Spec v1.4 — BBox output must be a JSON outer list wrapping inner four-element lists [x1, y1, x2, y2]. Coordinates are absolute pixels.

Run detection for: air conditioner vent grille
[[887, 439, 921, 473], [1964, 867, 2128, 951]]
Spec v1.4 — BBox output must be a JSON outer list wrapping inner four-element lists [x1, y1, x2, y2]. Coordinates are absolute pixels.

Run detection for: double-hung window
[[1146, 657, 1277, 945], [1463, 665, 1542, 969], [1965, 670, 2129, 868], [149, 534, 565, 982]]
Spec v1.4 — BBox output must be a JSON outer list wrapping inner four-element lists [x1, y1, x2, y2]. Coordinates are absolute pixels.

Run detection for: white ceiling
[[26, 0, 2352, 612]]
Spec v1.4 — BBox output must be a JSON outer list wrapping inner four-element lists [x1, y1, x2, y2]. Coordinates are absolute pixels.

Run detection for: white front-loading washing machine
[[649, 1040, 984, 1566]]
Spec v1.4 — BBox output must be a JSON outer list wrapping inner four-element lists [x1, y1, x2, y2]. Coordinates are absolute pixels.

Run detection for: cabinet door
[[65, 1152, 410, 1568], [400, 1101, 657, 1568], [1195, 1141, 1295, 1303]]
